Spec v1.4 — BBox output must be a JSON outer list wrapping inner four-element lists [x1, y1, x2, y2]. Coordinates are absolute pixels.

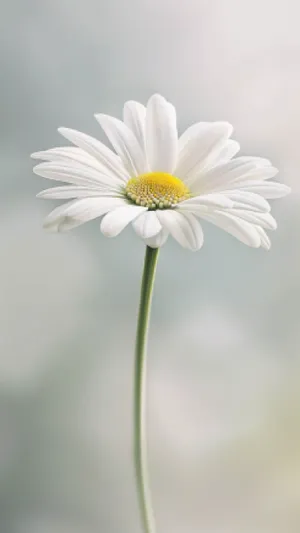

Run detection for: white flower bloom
[[32, 94, 290, 251]]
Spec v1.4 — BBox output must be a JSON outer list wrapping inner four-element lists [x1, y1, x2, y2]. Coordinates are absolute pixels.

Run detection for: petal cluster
[[32, 95, 290, 251]]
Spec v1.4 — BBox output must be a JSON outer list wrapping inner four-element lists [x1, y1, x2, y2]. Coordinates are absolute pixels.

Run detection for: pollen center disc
[[125, 172, 191, 209]]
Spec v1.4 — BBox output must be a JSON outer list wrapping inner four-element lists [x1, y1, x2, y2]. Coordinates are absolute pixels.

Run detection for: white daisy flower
[[32, 94, 290, 251]]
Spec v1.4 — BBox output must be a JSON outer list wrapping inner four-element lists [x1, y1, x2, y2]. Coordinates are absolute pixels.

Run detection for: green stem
[[134, 245, 159, 533]]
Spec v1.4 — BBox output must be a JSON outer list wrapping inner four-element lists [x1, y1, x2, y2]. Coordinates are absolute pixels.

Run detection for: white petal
[[222, 191, 270, 212], [144, 227, 169, 248], [43, 197, 127, 232], [178, 122, 210, 151], [31, 146, 117, 174], [37, 186, 124, 199], [157, 210, 204, 251], [200, 210, 261, 248], [123, 101, 146, 151], [58, 127, 129, 183], [236, 156, 272, 167], [178, 193, 233, 212], [178, 121, 233, 155], [145, 94, 178, 173], [175, 122, 233, 185], [100, 205, 147, 237], [191, 159, 264, 194], [132, 211, 162, 239], [231, 166, 279, 183], [216, 140, 240, 163], [255, 225, 271, 250], [33, 162, 122, 192], [229, 181, 291, 199], [228, 209, 277, 230], [95, 114, 146, 176]]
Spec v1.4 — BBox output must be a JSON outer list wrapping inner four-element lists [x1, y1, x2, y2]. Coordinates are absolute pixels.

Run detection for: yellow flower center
[[125, 172, 191, 209]]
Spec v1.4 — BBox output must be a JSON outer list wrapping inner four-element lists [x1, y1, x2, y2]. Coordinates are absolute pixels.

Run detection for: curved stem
[[134, 245, 159, 533]]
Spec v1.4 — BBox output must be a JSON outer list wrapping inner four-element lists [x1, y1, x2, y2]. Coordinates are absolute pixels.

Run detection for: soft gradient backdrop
[[1, 1, 299, 532]]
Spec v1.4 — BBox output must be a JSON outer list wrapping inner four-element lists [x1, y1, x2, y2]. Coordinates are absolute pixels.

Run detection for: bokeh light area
[[1, 1, 299, 532]]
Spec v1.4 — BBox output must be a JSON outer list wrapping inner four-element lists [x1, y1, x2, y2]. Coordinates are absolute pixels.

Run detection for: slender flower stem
[[134, 245, 159, 533]]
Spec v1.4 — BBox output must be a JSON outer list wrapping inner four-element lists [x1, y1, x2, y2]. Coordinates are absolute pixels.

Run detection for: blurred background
[[1, 1, 299, 532]]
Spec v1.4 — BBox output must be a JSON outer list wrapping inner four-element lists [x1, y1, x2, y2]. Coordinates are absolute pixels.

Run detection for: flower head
[[32, 94, 290, 251]]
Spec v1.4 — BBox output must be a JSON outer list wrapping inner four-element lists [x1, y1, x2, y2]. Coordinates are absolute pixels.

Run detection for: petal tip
[[147, 93, 167, 106], [57, 127, 69, 137], [94, 113, 107, 123], [31, 152, 42, 159], [262, 241, 271, 251], [220, 121, 234, 137], [269, 220, 277, 231], [282, 184, 292, 196], [100, 223, 114, 238], [42, 221, 58, 233], [94, 113, 111, 128], [32, 164, 42, 175]]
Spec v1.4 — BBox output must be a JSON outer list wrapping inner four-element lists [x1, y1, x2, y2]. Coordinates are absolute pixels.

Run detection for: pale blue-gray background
[[1, 1, 299, 532]]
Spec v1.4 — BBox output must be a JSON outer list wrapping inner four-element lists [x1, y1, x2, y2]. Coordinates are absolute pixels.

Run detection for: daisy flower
[[31, 93, 292, 533], [32, 94, 290, 251]]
